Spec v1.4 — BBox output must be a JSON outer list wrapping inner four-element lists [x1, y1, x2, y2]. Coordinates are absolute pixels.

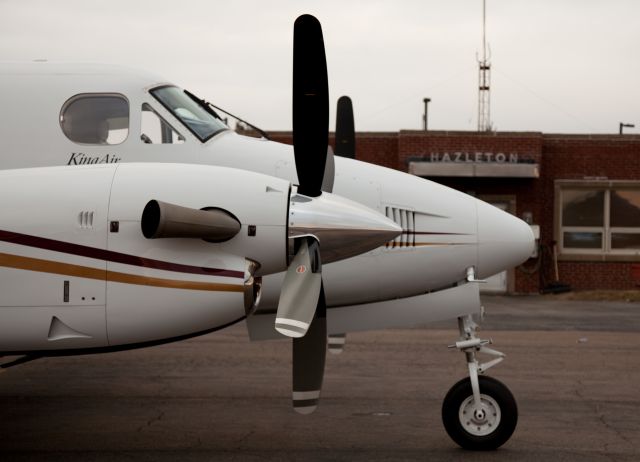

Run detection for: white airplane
[[0, 15, 534, 450]]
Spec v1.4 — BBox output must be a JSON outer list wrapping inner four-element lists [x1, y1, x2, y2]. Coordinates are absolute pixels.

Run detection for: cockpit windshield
[[150, 86, 228, 142]]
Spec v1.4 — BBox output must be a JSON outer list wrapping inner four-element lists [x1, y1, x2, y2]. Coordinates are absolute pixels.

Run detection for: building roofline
[[400, 129, 542, 138], [541, 133, 640, 140], [264, 128, 640, 142]]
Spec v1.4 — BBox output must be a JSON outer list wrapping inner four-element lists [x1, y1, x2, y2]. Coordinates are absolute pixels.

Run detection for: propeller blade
[[321, 146, 335, 193], [292, 284, 327, 414], [328, 333, 346, 354], [275, 239, 322, 338], [335, 96, 355, 159], [282, 15, 352, 416], [292, 14, 329, 197]]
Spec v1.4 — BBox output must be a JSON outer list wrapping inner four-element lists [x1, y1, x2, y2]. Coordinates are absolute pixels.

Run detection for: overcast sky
[[1, 0, 638, 134]]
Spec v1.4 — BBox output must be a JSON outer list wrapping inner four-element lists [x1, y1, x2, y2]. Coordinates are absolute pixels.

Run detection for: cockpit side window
[[141, 103, 185, 144], [60, 94, 129, 145], [150, 86, 227, 142]]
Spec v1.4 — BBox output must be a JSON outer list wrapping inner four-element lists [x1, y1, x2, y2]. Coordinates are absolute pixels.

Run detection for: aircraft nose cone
[[476, 200, 535, 279]]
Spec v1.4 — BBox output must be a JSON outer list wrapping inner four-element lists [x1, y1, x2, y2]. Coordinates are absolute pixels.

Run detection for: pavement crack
[[595, 406, 635, 450], [574, 379, 636, 452], [136, 411, 165, 433], [573, 379, 585, 399], [236, 430, 255, 449]]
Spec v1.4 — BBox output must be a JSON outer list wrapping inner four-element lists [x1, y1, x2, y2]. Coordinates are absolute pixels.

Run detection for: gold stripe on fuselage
[[0, 252, 243, 292], [412, 242, 471, 247], [385, 242, 472, 247]]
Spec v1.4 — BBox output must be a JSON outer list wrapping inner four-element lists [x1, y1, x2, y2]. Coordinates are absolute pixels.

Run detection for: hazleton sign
[[428, 152, 521, 163], [409, 152, 539, 178]]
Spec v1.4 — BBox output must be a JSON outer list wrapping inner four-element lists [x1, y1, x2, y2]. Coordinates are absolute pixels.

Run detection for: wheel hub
[[459, 394, 501, 436]]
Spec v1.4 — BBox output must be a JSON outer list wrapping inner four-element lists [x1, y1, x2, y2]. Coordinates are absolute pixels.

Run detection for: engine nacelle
[[0, 162, 400, 353], [0, 163, 289, 353]]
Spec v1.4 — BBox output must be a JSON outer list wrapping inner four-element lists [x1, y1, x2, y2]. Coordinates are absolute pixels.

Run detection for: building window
[[60, 94, 129, 145], [557, 182, 640, 258]]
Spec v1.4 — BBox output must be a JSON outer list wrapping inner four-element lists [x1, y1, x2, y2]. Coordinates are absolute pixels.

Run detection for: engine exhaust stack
[[141, 200, 241, 242]]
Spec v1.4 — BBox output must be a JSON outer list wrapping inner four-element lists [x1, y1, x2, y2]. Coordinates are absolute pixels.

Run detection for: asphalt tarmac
[[1, 295, 639, 461]]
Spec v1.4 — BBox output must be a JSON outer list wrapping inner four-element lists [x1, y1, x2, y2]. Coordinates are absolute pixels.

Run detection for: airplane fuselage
[[0, 62, 534, 337]]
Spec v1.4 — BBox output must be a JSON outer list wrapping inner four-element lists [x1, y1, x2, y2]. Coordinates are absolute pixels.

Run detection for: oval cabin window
[[60, 94, 129, 145]]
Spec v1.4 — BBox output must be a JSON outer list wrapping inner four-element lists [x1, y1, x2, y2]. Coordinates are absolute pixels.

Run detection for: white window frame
[[60, 93, 130, 145], [556, 180, 640, 261], [140, 103, 185, 145]]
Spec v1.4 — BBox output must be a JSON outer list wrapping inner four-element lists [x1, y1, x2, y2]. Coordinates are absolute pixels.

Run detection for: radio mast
[[478, 0, 492, 132]]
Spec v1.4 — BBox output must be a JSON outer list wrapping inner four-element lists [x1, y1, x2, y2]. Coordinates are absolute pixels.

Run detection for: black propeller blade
[[335, 96, 355, 159], [277, 14, 400, 415], [292, 283, 327, 414], [279, 14, 331, 415], [292, 14, 329, 197], [276, 15, 330, 339], [279, 16, 400, 414]]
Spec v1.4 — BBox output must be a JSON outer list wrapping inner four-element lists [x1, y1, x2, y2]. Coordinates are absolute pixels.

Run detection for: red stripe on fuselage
[[0, 229, 244, 279]]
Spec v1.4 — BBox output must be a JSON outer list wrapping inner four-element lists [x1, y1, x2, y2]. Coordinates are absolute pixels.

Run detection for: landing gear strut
[[442, 314, 518, 450]]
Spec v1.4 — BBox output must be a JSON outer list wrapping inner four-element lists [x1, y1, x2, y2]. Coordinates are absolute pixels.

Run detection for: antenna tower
[[478, 0, 491, 131]]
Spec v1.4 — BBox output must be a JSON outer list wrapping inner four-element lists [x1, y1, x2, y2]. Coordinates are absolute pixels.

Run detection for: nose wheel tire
[[442, 376, 517, 450]]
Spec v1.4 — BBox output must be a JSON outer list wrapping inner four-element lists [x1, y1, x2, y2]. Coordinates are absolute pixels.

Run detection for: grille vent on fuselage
[[384, 206, 415, 248], [78, 211, 95, 229]]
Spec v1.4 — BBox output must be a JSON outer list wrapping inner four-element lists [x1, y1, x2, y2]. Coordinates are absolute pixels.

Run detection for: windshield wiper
[[184, 90, 271, 140]]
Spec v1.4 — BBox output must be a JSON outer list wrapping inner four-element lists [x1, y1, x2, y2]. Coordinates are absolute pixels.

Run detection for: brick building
[[264, 129, 640, 294]]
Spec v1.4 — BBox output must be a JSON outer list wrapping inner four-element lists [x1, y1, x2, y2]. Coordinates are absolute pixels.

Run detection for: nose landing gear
[[442, 314, 518, 450]]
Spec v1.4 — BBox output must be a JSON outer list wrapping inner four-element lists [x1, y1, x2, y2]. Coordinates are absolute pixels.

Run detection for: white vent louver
[[78, 211, 94, 229], [384, 206, 415, 248]]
